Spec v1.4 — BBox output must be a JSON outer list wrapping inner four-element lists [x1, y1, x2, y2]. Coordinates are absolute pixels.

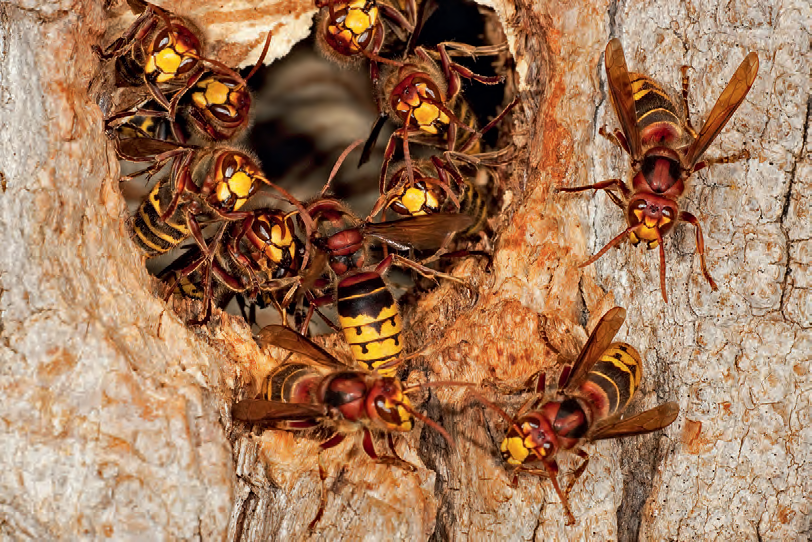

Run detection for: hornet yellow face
[[627, 196, 678, 248], [500, 414, 556, 466], [390, 74, 449, 134], [323, 0, 380, 56], [210, 151, 266, 214], [188, 74, 252, 140], [255, 212, 296, 265], [367, 377, 413, 432], [390, 180, 444, 216], [145, 25, 201, 84]]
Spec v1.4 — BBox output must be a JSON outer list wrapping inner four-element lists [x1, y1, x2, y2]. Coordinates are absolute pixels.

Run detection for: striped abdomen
[[261, 362, 322, 404], [156, 244, 235, 311], [131, 177, 190, 257], [116, 113, 174, 141], [458, 177, 489, 237], [336, 272, 403, 376], [168, 269, 205, 300], [449, 97, 481, 154], [579, 342, 642, 420], [629, 73, 684, 146]]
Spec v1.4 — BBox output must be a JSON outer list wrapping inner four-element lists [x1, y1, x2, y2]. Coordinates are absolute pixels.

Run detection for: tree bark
[[0, 0, 808, 540]]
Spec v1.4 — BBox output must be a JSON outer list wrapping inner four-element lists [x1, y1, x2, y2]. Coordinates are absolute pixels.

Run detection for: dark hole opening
[[242, 0, 512, 211]]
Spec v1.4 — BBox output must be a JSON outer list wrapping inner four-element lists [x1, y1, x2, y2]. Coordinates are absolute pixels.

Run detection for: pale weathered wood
[[0, 0, 808, 540]]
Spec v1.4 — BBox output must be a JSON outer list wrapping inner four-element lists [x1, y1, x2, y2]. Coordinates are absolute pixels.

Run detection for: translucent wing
[[298, 250, 329, 293], [684, 52, 759, 168], [126, 0, 150, 15], [562, 306, 626, 393], [363, 214, 474, 250], [232, 399, 328, 423], [113, 135, 185, 161], [590, 401, 679, 440], [257, 325, 351, 370], [605, 39, 643, 161]]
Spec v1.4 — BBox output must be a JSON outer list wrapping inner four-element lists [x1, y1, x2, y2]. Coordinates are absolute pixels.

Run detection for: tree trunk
[[0, 0, 808, 540]]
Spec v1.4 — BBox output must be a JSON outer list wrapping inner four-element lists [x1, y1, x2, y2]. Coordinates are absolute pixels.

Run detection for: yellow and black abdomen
[[259, 362, 323, 429], [163, 267, 206, 301], [336, 272, 403, 376], [262, 362, 322, 404], [116, 112, 174, 141], [449, 97, 481, 154], [156, 242, 235, 309], [629, 73, 683, 145], [458, 175, 490, 237], [131, 176, 190, 257], [580, 342, 642, 420]]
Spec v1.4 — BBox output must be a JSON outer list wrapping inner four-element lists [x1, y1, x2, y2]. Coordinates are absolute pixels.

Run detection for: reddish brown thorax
[[322, 372, 368, 422], [549, 399, 589, 441], [326, 230, 365, 258], [308, 200, 366, 275], [621, 155, 684, 245], [637, 155, 684, 195]]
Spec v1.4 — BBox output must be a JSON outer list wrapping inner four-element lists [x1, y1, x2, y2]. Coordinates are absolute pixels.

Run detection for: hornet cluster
[[92, 0, 758, 529]]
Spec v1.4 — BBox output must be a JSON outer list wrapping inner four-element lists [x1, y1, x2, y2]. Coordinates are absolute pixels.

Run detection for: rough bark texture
[[0, 0, 809, 541]]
